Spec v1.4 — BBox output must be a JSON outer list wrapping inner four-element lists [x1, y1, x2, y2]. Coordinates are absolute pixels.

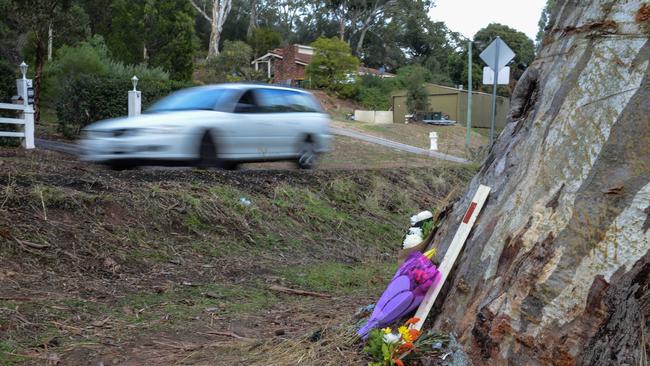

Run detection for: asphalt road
[[36, 128, 469, 165]]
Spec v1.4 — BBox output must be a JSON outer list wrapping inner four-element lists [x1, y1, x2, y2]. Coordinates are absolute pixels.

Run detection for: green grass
[[282, 262, 397, 295]]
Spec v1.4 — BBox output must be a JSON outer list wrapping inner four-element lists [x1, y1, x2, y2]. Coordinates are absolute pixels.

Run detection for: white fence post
[[429, 132, 438, 151], [22, 106, 34, 149], [128, 75, 141, 117]]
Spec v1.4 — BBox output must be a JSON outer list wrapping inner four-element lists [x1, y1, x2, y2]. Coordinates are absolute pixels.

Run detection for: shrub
[[359, 87, 390, 110], [0, 60, 17, 103], [44, 36, 169, 102], [56, 75, 192, 138], [306, 37, 359, 92], [202, 41, 265, 83]]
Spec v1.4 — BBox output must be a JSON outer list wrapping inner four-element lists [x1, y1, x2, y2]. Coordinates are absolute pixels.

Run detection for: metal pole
[[489, 37, 500, 145], [466, 41, 472, 148]]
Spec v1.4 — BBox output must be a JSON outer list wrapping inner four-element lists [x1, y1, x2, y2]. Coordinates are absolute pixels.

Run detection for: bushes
[[306, 37, 360, 96], [201, 41, 265, 83], [46, 36, 182, 138], [56, 75, 192, 137], [0, 60, 17, 103]]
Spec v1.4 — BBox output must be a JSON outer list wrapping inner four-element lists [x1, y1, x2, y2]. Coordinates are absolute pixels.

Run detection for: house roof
[[358, 66, 395, 77], [251, 45, 396, 77]]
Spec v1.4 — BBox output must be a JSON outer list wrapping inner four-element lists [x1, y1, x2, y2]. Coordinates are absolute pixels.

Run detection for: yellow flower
[[382, 327, 392, 334], [398, 326, 412, 343]]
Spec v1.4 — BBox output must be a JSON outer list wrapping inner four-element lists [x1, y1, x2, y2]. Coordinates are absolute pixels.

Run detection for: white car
[[79, 84, 332, 170]]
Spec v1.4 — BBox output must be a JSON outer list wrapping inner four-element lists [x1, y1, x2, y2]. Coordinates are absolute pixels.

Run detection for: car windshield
[[146, 88, 230, 113]]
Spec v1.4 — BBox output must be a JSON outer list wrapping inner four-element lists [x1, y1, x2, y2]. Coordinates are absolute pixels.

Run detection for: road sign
[[480, 37, 515, 71], [483, 66, 510, 85], [479, 36, 515, 146]]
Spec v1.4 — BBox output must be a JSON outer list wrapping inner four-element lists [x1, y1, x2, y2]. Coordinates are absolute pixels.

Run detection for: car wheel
[[296, 139, 317, 170], [197, 132, 218, 169]]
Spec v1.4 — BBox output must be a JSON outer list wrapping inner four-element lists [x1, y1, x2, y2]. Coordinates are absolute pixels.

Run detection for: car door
[[252, 88, 299, 157], [228, 89, 271, 158]]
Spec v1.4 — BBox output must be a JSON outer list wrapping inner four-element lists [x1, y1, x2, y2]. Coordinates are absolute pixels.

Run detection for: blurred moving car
[[80, 84, 332, 170]]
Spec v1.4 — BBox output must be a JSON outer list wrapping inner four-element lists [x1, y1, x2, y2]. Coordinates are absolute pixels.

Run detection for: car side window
[[284, 91, 322, 113], [234, 90, 259, 113], [255, 89, 321, 113], [255, 89, 290, 113]]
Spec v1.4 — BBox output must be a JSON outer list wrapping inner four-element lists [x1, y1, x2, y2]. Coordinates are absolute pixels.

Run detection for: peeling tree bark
[[427, 1, 650, 365], [190, 0, 232, 57]]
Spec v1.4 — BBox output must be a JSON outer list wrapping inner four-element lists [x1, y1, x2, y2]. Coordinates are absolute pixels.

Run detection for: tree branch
[[189, 0, 212, 22]]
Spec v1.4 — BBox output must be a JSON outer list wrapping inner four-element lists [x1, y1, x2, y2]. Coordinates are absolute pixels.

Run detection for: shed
[[391, 84, 509, 129]]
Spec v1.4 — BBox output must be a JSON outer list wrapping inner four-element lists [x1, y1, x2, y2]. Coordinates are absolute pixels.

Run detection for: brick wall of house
[[272, 45, 306, 84]]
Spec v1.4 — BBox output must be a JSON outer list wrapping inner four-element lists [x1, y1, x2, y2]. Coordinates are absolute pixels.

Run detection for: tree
[[470, 23, 535, 95], [306, 37, 359, 91], [424, 1, 649, 365], [11, 0, 72, 122], [190, 0, 233, 57], [399, 66, 430, 119], [247, 27, 281, 58], [144, 0, 197, 80], [536, 0, 557, 45], [204, 40, 262, 82]]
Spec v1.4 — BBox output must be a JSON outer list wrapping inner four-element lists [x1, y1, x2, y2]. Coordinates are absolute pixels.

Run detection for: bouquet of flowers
[[358, 249, 441, 339], [364, 317, 422, 366]]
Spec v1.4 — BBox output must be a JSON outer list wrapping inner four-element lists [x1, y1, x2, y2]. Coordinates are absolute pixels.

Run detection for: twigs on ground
[[269, 285, 331, 298], [202, 330, 255, 341]]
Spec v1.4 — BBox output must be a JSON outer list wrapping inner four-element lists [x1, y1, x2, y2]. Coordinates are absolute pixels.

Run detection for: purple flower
[[358, 252, 441, 339]]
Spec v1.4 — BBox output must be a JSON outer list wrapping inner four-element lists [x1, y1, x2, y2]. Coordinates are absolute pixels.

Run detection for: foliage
[[247, 27, 281, 57], [395, 65, 433, 88], [76, 0, 197, 80], [55, 75, 190, 138], [43, 36, 169, 103], [364, 318, 450, 366], [203, 40, 264, 82], [536, 0, 557, 45], [469, 23, 535, 96], [359, 87, 389, 110], [406, 81, 429, 120], [474, 23, 535, 67], [356, 74, 397, 110], [364, 317, 423, 366], [0, 59, 17, 103], [144, 0, 198, 80], [306, 37, 359, 93]]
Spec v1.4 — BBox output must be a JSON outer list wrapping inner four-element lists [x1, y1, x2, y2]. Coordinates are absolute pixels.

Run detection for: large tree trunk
[[190, 0, 232, 58], [427, 1, 649, 365], [247, 0, 257, 40]]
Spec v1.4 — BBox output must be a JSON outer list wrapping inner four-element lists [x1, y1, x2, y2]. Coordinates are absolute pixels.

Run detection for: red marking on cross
[[462, 202, 478, 224]]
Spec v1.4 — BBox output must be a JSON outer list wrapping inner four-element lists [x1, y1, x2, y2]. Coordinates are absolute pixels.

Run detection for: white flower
[[403, 233, 422, 249], [408, 227, 423, 236], [410, 210, 433, 225], [383, 333, 401, 344]]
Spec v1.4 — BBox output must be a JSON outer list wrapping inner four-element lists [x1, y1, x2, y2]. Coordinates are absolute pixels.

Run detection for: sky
[[428, 0, 547, 41]]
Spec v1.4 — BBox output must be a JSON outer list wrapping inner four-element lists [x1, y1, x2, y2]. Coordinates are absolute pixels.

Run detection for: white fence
[[354, 110, 393, 124], [0, 102, 34, 149]]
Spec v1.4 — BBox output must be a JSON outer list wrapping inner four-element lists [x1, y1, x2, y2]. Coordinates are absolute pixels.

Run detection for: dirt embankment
[[0, 149, 475, 365]]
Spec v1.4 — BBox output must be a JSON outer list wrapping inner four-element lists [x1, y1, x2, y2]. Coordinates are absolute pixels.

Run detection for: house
[[251, 44, 395, 87], [391, 83, 510, 128]]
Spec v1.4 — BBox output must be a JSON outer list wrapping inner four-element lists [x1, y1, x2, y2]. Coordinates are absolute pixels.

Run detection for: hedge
[[56, 75, 193, 138]]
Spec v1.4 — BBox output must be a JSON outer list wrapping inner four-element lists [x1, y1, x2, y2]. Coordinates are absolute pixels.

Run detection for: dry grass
[[238, 321, 364, 366]]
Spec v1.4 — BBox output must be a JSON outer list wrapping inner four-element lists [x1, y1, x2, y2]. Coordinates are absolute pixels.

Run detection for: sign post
[[465, 41, 472, 148], [480, 37, 515, 146]]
